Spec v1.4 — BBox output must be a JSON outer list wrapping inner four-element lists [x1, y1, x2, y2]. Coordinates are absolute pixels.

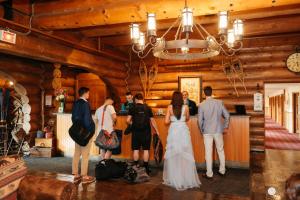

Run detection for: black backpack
[[132, 104, 150, 130]]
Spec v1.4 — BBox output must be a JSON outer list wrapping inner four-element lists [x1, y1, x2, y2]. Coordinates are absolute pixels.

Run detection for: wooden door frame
[[292, 92, 299, 133], [264, 81, 300, 134]]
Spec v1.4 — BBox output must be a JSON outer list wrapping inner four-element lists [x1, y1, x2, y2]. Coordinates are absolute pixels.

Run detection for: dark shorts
[[131, 130, 152, 150]]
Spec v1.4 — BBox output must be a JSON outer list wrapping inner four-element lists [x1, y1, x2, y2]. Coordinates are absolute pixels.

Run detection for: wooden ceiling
[[31, 0, 300, 28], [4, 0, 300, 56]]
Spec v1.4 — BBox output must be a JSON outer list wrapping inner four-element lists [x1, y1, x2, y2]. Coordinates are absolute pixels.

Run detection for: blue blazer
[[71, 99, 95, 133]]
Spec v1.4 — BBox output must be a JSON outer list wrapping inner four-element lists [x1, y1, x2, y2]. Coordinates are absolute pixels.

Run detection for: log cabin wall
[[127, 34, 300, 151]]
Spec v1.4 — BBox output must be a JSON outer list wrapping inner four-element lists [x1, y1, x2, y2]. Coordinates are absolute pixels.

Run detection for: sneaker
[[82, 176, 96, 184]]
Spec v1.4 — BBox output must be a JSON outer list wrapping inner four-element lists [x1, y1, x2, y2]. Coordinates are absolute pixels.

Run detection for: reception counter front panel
[[56, 114, 250, 168]]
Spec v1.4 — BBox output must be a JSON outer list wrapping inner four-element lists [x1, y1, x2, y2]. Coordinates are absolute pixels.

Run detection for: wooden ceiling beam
[[32, 0, 300, 30], [0, 22, 127, 79], [0, 18, 128, 62], [81, 4, 300, 37], [99, 14, 300, 46]]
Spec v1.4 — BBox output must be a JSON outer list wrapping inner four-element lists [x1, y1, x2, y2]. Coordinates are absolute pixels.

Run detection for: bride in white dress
[[163, 91, 201, 191]]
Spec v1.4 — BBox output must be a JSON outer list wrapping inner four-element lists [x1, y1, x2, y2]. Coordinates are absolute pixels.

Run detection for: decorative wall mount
[[0, 71, 31, 155], [222, 57, 247, 97], [139, 59, 159, 98]]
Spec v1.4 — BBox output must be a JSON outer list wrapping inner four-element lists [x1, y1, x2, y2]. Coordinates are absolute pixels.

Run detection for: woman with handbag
[[95, 97, 117, 159], [71, 87, 96, 184]]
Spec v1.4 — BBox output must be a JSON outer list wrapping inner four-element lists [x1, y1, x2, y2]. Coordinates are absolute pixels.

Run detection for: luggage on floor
[[124, 164, 150, 183], [112, 130, 122, 155], [95, 159, 127, 180]]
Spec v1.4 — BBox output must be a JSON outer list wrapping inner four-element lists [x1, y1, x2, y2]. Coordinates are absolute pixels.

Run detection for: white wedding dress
[[163, 106, 201, 191]]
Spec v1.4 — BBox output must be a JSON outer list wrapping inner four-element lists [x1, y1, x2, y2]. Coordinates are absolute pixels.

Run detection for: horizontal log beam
[[0, 21, 127, 80], [99, 15, 300, 46], [32, 1, 300, 30], [0, 18, 127, 62], [0, 55, 45, 75]]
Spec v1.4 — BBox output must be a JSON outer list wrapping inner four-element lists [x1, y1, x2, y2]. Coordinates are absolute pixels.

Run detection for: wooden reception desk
[[56, 114, 250, 168]]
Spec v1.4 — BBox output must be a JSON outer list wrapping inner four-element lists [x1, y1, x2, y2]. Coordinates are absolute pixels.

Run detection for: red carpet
[[265, 117, 300, 151]]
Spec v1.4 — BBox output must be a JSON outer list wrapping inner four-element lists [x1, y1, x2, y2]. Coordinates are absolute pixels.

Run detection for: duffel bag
[[95, 159, 127, 180], [124, 164, 150, 184]]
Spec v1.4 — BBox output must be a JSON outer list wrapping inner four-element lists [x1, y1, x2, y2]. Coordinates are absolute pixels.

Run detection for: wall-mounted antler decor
[[139, 59, 159, 98], [147, 60, 159, 96], [223, 61, 239, 97], [232, 58, 247, 94], [139, 59, 148, 96], [222, 57, 247, 97], [124, 51, 133, 92]]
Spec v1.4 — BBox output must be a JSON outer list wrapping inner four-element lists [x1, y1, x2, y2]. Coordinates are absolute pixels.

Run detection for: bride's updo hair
[[171, 91, 184, 120]]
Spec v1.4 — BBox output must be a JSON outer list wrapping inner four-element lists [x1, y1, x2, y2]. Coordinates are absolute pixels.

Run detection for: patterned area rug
[[265, 117, 300, 151]]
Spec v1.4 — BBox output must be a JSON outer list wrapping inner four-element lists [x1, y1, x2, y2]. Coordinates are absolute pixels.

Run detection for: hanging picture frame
[[178, 76, 202, 104], [45, 95, 52, 106]]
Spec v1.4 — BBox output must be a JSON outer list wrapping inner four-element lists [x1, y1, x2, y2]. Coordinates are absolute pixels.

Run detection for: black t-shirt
[[129, 103, 153, 130]]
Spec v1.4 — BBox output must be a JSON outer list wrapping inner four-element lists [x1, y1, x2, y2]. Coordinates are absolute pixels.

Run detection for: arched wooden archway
[[0, 71, 31, 136]]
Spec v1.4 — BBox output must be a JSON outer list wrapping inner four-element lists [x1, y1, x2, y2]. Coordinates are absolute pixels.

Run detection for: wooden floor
[[25, 149, 300, 200], [29, 171, 249, 200], [251, 149, 300, 200]]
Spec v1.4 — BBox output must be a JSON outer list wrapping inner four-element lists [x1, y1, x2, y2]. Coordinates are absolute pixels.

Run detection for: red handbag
[[95, 105, 119, 150]]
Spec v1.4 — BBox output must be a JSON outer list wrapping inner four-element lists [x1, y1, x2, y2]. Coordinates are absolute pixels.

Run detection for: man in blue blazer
[[198, 86, 230, 179], [71, 87, 95, 184]]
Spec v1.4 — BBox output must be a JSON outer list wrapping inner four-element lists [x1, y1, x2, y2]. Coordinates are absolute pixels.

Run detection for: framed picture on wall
[[45, 95, 52, 106], [178, 76, 202, 104]]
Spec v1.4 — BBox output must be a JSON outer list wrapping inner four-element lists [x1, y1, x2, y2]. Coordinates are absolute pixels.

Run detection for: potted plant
[[55, 88, 67, 113]]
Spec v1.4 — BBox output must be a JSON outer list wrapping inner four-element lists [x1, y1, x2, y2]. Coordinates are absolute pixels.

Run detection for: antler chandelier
[[130, 0, 244, 60]]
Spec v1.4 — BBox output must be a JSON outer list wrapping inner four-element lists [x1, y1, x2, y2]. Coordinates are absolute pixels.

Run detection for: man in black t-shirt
[[127, 93, 160, 174]]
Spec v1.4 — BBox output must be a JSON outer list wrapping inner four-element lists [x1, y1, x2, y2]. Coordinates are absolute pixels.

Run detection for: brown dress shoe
[[73, 175, 81, 184], [82, 176, 96, 184], [202, 173, 213, 179]]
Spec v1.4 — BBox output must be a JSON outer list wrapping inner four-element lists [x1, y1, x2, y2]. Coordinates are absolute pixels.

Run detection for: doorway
[[264, 83, 300, 151], [293, 92, 300, 134]]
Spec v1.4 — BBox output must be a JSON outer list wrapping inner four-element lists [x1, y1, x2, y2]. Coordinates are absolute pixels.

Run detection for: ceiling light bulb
[[181, 46, 189, 53], [130, 24, 140, 44], [182, 7, 193, 32], [227, 29, 235, 48], [219, 11, 228, 35], [233, 19, 243, 41], [138, 32, 145, 50], [147, 13, 156, 36]]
